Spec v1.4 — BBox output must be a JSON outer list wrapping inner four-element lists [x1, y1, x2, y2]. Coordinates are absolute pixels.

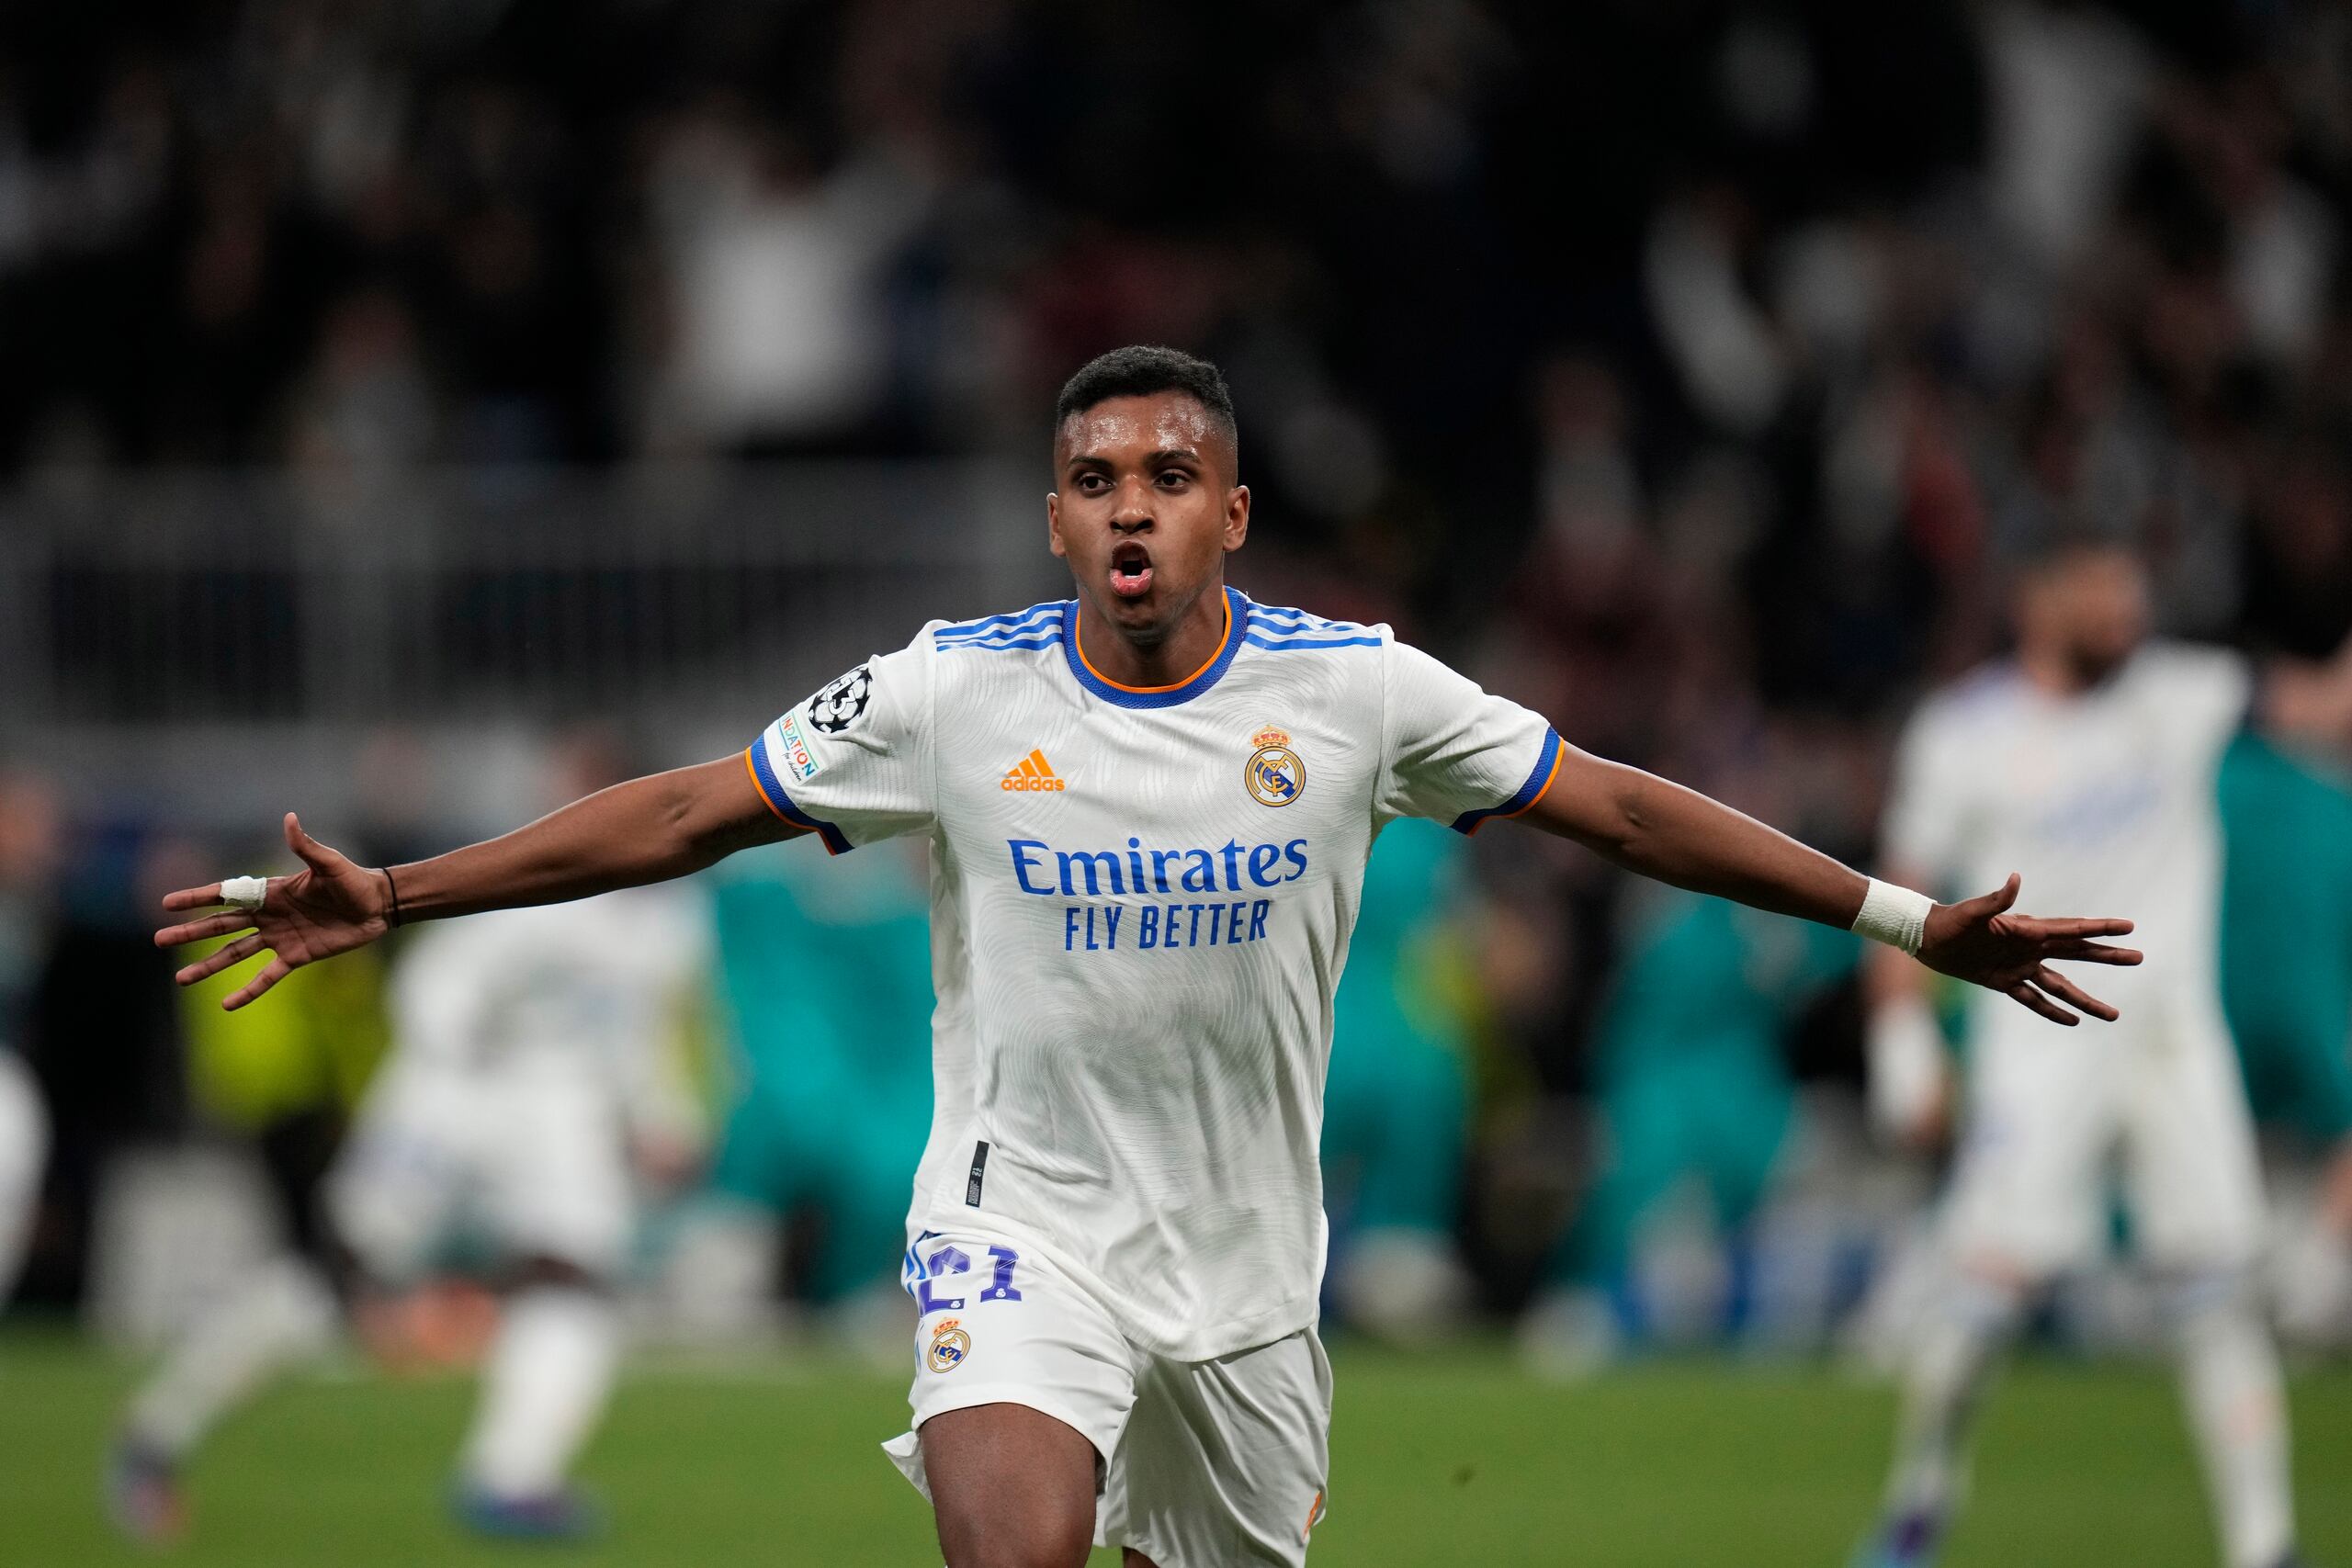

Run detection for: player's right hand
[[153, 812, 395, 1010]]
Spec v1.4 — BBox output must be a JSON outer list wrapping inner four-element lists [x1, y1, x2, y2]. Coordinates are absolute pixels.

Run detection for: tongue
[[1111, 564, 1154, 600]]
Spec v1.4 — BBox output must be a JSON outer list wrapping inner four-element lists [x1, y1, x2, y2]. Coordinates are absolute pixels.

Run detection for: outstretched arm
[[157, 755, 797, 1010], [1517, 744, 2142, 1024]]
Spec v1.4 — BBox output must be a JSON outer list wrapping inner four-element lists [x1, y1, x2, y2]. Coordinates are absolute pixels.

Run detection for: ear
[[1223, 485, 1250, 553], [1046, 491, 1067, 559]]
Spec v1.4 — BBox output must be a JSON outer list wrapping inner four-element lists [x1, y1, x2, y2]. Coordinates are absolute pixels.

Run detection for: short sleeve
[[1378, 637, 1562, 832], [746, 631, 936, 853], [1879, 705, 1970, 883]]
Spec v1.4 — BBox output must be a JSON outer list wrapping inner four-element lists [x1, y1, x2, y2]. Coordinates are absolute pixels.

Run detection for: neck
[[2018, 643, 2116, 696], [1074, 583, 1230, 690]]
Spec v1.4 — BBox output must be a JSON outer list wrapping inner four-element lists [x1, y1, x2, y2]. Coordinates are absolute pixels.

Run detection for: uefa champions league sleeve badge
[[807, 665, 874, 734]]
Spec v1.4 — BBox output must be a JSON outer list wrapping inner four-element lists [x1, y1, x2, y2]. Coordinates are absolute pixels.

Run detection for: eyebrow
[[1061, 446, 1203, 471]]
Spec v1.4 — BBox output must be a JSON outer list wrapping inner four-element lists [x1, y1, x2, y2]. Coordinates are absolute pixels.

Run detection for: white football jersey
[[748, 588, 1558, 1359], [1883, 640, 2252, 1029], [390, 887, 710, 1105]]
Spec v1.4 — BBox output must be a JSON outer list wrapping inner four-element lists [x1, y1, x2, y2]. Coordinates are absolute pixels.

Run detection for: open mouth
[[1109, 542, 1154, 600]]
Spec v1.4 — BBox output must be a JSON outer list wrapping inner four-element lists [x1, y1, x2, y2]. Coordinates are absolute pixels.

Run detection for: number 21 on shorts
[[910, 1241, 1023, 1314]]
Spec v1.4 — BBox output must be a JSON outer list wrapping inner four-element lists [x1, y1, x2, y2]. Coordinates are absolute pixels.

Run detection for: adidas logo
[[1001, 749, 1067, 793]]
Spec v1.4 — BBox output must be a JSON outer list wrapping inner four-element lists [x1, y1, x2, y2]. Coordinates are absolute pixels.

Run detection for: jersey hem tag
[[966, 1141, 990, 1207]]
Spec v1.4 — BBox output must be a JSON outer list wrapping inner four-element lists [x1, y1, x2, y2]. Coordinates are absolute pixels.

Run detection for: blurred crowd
[[4, 0, 2352, 1357]]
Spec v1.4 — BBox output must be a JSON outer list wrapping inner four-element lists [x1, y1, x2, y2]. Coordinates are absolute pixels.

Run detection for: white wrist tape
[[1852, 877, 1933, 955], [220, 875, 270, 911]]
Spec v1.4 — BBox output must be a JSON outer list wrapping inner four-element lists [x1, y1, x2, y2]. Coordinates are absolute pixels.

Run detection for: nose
[[1111, 477, 1155, 531]]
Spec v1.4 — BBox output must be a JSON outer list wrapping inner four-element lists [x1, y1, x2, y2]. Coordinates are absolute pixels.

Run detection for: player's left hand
[[1916, 873, 2142, 1025]]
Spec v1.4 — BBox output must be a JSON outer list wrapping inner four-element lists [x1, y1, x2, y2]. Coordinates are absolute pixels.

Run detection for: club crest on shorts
[[1245, 727, 1305, 807], [926, 1317, 970, 1373]]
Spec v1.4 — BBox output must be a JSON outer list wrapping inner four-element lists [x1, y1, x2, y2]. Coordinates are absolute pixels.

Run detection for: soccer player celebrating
[[1855, 536, 2352, 1568], [160, 347, 2141, 1568]]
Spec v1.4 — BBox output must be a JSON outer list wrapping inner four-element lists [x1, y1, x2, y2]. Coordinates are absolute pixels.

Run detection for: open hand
[[1917, 873, 2142, 1025], [154, 813, 394, 1010]]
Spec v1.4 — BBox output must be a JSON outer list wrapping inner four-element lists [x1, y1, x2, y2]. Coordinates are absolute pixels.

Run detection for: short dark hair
[[2013, 521, 2137, 579], [1054, 345, 1238, 460]]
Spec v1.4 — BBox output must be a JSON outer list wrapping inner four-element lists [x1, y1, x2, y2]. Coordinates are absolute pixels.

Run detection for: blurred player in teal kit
[[1320, 817, 1478, 1343], [1521, 886, 1858, 1371], [705, 840, 935, 1319], [2218, 732, 2352, 1159], [2220, 731, 2352, 1351]]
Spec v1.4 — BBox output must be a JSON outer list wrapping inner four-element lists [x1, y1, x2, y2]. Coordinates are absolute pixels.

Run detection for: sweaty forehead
[[2027, 547, 2144, 593], [1056, 394, 1233, 475]]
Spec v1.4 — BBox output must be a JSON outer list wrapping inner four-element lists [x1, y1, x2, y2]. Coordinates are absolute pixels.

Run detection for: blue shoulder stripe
[[935, 602, 1064, 641], [1244, 633, 1382, 651], [936, 601, 1059, 635], [1248, 604, 1372, 635], [939, 632, 1063, 653]]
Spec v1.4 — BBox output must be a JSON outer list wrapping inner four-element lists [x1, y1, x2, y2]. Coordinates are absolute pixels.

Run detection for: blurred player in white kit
[[0, 1048, 39, 1305], [112, 818, 708, 1544], [1856, 536, 2352, 1568], [0, 773, 59, 1311]]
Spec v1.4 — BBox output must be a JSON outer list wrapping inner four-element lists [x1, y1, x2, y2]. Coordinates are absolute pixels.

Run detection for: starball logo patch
[[807, 664, 872, 734]]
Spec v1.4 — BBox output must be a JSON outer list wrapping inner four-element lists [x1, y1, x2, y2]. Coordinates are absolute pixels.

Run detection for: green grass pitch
[[5, 1334, 2349, 1565]]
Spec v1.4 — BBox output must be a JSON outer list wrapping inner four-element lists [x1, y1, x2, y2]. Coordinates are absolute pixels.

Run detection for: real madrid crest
[[1245, 727, 1305, 807], [926, 1316, 970, 1373]]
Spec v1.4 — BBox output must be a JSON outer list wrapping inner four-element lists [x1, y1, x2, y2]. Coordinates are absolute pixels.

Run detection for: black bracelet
[[380, 865, 403, 929]]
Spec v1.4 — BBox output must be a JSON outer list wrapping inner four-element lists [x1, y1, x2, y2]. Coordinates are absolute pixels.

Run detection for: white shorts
[[327, 1060, 632, 1282], [882, 1226, 1333, 1567], [1943, 1007, 2267, 1277]]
